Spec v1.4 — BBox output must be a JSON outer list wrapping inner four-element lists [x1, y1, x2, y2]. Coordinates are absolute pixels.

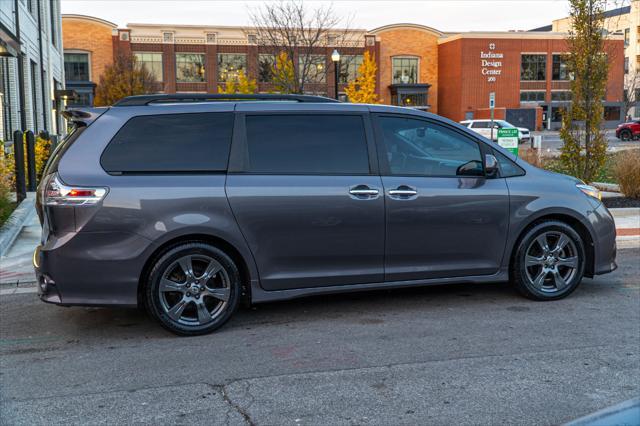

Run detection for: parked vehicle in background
[[615, 119, 640, 140], [35, 94, 617, 336], [460, 119, 530, 143]]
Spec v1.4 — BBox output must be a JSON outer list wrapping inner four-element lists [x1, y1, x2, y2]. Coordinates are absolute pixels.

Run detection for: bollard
[[25, 130, 37, 191], [12, 130, 27, 203]]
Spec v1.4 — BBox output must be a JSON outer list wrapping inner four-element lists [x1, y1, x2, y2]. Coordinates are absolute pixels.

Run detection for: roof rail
[[113, 93, 340, 106]]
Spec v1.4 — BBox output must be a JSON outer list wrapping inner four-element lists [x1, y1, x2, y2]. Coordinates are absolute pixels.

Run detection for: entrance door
[[226, 113, 385, 291], [373, 114, 510, 282]]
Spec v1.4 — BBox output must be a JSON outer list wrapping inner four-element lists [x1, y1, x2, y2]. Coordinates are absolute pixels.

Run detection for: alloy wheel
[[524, 231, 579, 293], [158, 254, 230, 326]]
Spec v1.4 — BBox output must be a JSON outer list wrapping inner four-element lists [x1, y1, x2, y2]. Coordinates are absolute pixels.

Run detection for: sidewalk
[[1, 207, 638, 288]]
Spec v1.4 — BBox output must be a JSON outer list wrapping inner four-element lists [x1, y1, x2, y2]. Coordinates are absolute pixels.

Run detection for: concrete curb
[[0, 193, 36, 258], [593, 182, 620, 192]]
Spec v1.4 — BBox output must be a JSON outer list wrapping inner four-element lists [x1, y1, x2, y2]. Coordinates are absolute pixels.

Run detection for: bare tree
[[249, 1, 359, 94], [623, 71, 639, 119]]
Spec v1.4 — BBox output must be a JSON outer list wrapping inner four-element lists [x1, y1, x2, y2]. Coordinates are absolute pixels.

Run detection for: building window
[[67, 92, 92, 107], [551, 91, 572, 102], [134, 52, 163, 81], [64, 53, 90, 81], [258, 54, 275, 83], [624, 28, 630, 47], [521, 54, 546, 81], [176, 53, 205, 83], [300, 55, 326, 83], [604, 106, 621, 121], [520, 91, 546, 102], [49, 0, 58, 47], [392, 57, 418, 84], [552, 55, 570, 80], [339, 55, 363, 84], [624, 57, 629, 74], [218, 53, 246, 82]]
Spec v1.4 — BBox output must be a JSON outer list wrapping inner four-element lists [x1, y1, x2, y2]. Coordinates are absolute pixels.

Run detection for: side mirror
[[484, 154, 499, 178], [456, 160, 484, 177]]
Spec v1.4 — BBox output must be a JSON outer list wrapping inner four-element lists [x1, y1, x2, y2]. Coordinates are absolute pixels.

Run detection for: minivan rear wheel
[[511, 221, 586, 301], [145, 242, 240, 335]]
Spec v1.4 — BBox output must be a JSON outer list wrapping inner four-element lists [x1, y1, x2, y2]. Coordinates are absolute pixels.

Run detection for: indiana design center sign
[[480, 43, 503, 83], [497, 128, 519, 156]]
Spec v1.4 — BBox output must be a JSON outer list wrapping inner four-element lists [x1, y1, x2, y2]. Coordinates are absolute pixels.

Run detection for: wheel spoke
[[178, 256, 194, 280], [167, 298, 188, 321], [553, 234, 570, 253], [205, 287, 230, 302], [160, 278, 185, 293], [199, 260, 221, 281], [533, 269, 548, 288], [557, 256, 578, 269], [526, 255, 545, 267], [535, 234, 550, 252], [550, 269, 567, 290], [195, 300, 211, 324]]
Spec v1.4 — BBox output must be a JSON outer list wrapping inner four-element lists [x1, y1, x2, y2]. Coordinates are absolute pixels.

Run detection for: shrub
[[614, 149, 640, 199], [0, 144, 16, 226]]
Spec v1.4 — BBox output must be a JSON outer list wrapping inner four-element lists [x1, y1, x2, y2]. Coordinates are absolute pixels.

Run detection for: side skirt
[[249, 269, 510, 304]]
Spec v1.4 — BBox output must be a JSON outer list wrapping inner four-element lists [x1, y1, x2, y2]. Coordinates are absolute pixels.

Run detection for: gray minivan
[[35, 94, 617, 335]]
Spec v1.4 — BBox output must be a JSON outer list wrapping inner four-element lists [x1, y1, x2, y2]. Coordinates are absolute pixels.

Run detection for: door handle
[[349, 185, 379, 197], [388, 185, 418, 198]]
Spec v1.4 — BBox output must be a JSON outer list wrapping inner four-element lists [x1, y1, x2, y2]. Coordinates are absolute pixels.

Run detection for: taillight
[[42, 173, 107, 206]]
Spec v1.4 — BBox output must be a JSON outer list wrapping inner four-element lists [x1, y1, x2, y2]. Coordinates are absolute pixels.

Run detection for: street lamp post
[[331, 49, 340, 100]]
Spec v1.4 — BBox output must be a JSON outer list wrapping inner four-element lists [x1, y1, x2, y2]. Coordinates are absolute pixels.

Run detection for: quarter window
[[521, 54, 547, 81], [392, 57, 418, 84], [244, 115, 369, 174], [378, 116, 483, 177], [176, 53, 205, 83], [134, 52, 163, 81], [101, 113, 234, 173], [218, 54, 247, 83]]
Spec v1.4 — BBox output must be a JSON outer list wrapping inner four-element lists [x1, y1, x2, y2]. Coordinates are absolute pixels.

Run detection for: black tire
[[511, 221, 586, 301], [619, 129, 632, 141], [144, 242, 241, 336]]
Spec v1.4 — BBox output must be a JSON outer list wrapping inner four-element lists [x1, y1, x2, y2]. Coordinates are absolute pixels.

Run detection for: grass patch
[[0, 195, 16, 228]]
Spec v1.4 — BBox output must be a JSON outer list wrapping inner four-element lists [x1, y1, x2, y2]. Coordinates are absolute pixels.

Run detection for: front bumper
[[590, 202, 618, 275]]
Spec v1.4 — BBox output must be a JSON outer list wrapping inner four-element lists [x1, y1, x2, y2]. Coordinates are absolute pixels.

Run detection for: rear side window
[[243, 114, 370, 174], [101, 112, 233, 173], [494, 150, 526, 177]]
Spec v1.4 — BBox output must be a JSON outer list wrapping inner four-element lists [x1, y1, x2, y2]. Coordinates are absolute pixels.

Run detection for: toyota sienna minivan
[[35, 94, 617, 335]]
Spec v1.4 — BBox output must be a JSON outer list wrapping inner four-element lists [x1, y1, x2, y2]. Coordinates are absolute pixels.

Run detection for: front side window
[[521, 54, 547, 81], [378, 116, 483, 177], [392, 57, 418, 84], [64, 53, 90, 81], [300, 55, 326, 83], [134, 52, 163, 81], [339, 55, 364, 83], [101, 113, 234, 173], [176, 53, 205, 83], [218, 54, 247, 82], [244, 115, 369, 174], [552, 54, 570, 80], [258, 54, 275, 83]]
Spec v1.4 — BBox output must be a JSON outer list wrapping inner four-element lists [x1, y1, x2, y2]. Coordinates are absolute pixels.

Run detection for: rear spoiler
[[61, 107, 109, 126]]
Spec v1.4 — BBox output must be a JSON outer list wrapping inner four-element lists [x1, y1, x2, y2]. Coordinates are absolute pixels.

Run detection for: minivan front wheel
[[145, 243, 240, 335], [512, 221, 586, 300]]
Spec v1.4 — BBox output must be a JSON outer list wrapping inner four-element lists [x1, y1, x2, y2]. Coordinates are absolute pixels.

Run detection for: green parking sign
[[497, 128, 519, 156]]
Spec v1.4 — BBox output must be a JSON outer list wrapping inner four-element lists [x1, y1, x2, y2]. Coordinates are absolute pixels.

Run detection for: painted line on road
[[0, 286, 38, 296]]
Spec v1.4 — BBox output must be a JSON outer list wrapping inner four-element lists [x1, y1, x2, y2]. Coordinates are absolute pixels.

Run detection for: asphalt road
[[532, 130, 639, 157], [1, 248, 639, 425]]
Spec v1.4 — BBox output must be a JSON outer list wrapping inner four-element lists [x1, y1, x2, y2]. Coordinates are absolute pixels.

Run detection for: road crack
[[220, 383, 256, 426]]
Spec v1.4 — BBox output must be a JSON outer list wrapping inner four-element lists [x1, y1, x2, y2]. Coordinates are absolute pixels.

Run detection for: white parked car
[[460, 119, 530, 143]]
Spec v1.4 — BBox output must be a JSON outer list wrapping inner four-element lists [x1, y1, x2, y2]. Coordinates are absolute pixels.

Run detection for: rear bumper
[[34, 231, 153, 307]]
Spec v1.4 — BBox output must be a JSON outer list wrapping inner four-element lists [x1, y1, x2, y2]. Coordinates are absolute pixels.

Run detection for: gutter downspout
[[14, 0, 27, 132], [36, 1, 48, 132]]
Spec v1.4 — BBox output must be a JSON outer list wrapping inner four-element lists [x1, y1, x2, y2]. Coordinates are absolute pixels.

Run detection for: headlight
[[576, 183, 601, 200]]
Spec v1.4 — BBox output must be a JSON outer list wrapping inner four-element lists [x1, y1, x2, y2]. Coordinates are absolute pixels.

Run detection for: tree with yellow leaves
[[344, 51, 379, 104], [218, 69, 257, 94], [94, 54, 156, 106], [271, 52, 296, 94]]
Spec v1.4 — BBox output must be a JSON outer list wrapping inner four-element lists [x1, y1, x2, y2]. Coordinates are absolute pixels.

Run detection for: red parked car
[[615, 120, 640, 140]]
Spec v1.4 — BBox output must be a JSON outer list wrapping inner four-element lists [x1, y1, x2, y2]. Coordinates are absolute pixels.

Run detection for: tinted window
[[494, 150, 525, 177], [379, 116, 483, 177], [244, 115, 370, 174], [101, 113, 233, 173]]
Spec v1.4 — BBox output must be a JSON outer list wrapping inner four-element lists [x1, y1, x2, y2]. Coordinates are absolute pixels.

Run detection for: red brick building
[[61, 16, 625, 129]]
